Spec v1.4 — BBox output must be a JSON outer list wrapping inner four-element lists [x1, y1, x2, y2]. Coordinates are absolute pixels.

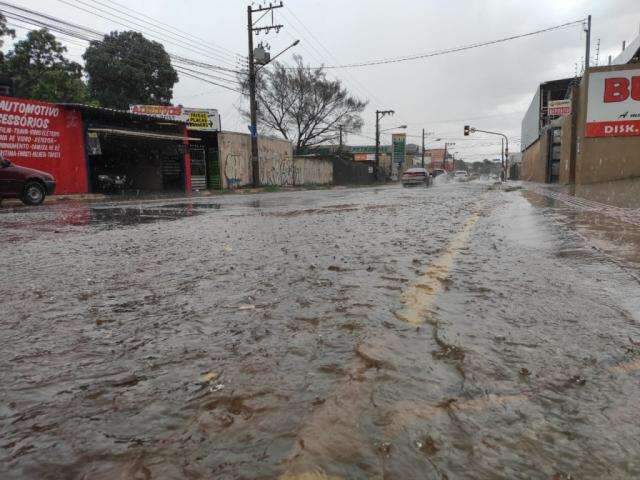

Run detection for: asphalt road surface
[[2, 181, 640, 479]]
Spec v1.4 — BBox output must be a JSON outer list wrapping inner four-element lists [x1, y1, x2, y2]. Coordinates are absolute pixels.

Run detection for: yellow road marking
[[394, 213, 480, 326], [609, 358, 640, 374], [279, 212, 482, 479]]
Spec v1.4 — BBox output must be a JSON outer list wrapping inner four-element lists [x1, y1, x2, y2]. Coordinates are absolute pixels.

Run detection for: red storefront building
[[0, 96, 197, 194]]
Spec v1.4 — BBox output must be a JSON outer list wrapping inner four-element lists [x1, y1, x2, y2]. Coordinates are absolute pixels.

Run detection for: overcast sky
[[6, 0, 640, 161]]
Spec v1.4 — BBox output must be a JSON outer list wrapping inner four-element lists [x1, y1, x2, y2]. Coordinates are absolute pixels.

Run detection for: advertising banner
[[130, 104, 221, 131], [548, 99, 571, 117], [0, 96, 87, 194], [586, 68, 640, 137]]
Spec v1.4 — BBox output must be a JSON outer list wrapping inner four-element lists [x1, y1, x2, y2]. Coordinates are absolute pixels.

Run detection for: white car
[[401, 167, 431, 187], [454, 170, 469, 181]]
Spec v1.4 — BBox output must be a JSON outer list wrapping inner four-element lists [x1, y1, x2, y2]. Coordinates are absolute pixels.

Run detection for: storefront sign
[[130, 104, 221, 131], [548, 99, 571, 117], [0, 96, 86, 193], [354, 153, 375, 161], [586, 69, 640, 137]]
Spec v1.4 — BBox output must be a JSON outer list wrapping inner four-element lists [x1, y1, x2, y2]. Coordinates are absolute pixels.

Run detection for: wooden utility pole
[[247, 2, 284, 187], [421, 128, 425, 168]]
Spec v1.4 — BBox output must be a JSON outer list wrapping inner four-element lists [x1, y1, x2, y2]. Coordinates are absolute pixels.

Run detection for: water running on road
[[2, 183, 640, 479]]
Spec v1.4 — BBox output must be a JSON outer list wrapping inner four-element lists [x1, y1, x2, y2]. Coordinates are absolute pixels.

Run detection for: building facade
[[520, 31, 640, 185]]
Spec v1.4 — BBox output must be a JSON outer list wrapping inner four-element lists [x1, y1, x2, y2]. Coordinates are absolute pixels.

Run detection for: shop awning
[[88, 128, 201, 142]]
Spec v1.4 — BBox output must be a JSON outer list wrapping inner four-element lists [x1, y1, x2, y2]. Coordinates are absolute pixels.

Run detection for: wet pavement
[[2, 181, 640, 479]]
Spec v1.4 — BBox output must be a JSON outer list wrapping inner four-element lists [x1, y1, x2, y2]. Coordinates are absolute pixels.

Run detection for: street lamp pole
[[375, 109, 394, 182]]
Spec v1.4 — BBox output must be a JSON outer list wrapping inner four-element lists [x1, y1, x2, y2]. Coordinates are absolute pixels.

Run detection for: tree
[[3, 29, 88, 102], [0, 13, 15, 63], [241, 55, 367, 152], [83, 31, 178, 109]]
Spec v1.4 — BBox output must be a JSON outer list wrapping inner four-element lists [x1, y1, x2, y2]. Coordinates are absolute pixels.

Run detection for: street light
[[381, 125, 407, 132]]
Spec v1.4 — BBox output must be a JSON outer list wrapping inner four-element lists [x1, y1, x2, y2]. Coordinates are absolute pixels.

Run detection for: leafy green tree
[[3, 29, 88, 102], [0, 13, 15, 63], [83, 31, 178, 109]]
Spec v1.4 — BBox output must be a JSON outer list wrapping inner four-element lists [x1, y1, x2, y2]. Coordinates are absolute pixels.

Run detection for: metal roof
[[57, 103, 187, 125], [612, 33, 640, 65]]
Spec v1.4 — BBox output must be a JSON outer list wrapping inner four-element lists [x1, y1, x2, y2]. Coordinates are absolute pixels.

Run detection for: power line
[[281, 5, 380, 105], [82, 0, 245, 67], [99, 0, 244, 61], [0, 2, 245, 95], [298, 19, 585, 69], [52, 0, 242, 70], [174, 68, 243, 94]]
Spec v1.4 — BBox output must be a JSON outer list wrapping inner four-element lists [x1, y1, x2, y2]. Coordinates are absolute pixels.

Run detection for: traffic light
[[464, 125, 470, 136]]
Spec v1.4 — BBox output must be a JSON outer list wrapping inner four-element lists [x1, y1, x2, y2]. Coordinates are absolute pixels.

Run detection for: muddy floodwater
[[2, 182, 640, 479]]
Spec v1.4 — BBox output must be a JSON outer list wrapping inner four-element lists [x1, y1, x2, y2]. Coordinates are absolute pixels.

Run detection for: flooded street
[[2, 182, 640, 479]]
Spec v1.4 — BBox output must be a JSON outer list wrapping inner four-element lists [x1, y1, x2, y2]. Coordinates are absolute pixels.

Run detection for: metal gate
[[207, 148, 221, 190], [547, 127, 561, 183], [189, 145, 207, 191]]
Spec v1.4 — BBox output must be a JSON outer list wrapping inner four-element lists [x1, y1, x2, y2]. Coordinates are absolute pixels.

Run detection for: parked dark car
[[0, 158, 56, 205]]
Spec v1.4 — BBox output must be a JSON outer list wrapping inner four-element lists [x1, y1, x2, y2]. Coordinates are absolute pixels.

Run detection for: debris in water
[[519, 367, 531, 377], [376, 441, 392, 456], [566, 375, 586, 386], [201, 371, 219, 383], [415, 435, 439, 455]]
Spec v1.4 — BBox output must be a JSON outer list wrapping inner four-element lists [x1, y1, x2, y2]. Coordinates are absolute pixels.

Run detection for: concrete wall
[[216, 132, 336, 188], [520, 135, 547, 182], [558, 115, 574, 185], [575, 64, 640, 185], [217, 132, 294, 189], [293, 156, 333, 185]]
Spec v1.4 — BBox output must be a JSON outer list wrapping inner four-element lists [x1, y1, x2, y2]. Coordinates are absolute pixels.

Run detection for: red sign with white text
[[0, 96, 87, 194], [586, 68, 640, 138]]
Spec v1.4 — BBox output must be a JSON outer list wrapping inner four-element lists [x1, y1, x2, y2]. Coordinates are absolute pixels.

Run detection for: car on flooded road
[[0, 158, 56, 205], [401, 167, 431, 187], [454, 170, 469, 181]]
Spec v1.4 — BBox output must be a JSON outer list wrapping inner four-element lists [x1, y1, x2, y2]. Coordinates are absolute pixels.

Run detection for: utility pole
[[338, 124, 344, 151], [443, 143, 447, 172], [375, 109, 394, 182], [247, 2, 284, 188], [421, 128, 425, 168], [443, 142, 455, 172], [585, 15, 591, 71], [501, 138, 505, 181]]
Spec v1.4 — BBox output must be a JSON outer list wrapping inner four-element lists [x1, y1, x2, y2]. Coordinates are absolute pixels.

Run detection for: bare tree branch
[[238, 55, 367, 152]]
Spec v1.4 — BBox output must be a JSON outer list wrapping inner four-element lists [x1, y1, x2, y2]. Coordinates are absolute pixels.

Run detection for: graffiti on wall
[[218, 132, 335, 188], [261, 153, 300, 186], [224, 152, 244, 188]]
